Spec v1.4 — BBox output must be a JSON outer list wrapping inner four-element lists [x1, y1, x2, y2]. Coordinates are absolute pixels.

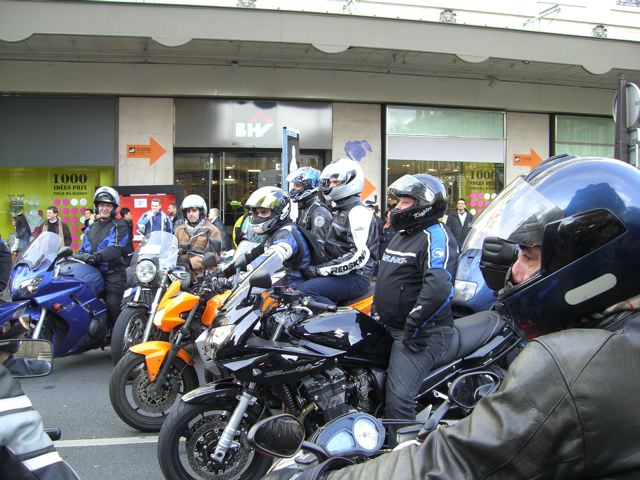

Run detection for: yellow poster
[[1, 166, 114, 251]]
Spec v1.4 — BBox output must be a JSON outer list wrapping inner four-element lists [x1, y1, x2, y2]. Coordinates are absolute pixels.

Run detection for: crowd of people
[[6, 155, 640, 479]]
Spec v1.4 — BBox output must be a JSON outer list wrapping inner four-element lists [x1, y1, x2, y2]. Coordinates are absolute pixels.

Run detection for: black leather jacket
[[296, 196, 332, 248], [316, 196, 379, 279], [324, 310, 640, 479], [0, 364, 80, 479]]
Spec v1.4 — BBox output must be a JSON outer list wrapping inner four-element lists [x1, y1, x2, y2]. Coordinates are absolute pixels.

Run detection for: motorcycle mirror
[[0, 339, 53, 378], [448, 371, 501, 410], [480, 237, 518, 291], [201, 252, 219, 268], [247, 414, 305, 458], [57, 246, 73, 258], [210, 239, 222, 254], [249, 270, 272, 290]]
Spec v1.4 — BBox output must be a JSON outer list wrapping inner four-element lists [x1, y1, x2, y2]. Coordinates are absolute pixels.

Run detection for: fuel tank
[[289, 307, 392, 361]]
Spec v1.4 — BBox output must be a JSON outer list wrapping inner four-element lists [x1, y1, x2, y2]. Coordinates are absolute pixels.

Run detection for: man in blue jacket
[[137, 197, 172, 237]]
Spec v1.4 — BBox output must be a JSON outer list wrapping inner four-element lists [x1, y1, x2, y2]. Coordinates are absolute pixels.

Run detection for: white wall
[[506, 112, 551, 185]]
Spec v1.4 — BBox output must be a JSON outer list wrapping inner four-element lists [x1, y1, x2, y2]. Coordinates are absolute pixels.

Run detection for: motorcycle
[[156, 252, 520, 480], [1, 232, 112, 357], [108, 244, 254, 432], [248, 370, 502, 477], [110, 230, 190, 364]]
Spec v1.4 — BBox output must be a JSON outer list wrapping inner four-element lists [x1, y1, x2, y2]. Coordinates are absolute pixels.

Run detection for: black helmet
[[245, 187, 291, 234], [388, 174, 447, 231], [286, 167, 321, 205], [487, 157, 640, 337], [93, 186, 120, 216]]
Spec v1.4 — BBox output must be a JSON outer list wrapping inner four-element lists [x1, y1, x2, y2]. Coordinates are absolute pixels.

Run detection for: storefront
[[173, 99, 332, 230], [386, 106, 505, 215], [0, 97, 116, 250]]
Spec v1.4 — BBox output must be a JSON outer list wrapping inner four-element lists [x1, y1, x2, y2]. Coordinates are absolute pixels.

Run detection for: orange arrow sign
[[512, 148, 542, 168], [360, 177, 377, 201], [127, 137, 166, 166]]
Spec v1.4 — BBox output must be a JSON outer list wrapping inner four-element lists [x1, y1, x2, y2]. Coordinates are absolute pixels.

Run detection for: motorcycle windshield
[[15, 231, 63, 270], [462, 176, 564, 251], [137, 231, 179, 270], [218, 252, 285, 322]]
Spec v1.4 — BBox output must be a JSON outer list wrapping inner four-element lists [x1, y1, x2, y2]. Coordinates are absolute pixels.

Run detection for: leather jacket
[[317, 196, 379, 279], [174, 219, 222, 272], [324, 311, 640, 479], [296, 196, 332, 248]]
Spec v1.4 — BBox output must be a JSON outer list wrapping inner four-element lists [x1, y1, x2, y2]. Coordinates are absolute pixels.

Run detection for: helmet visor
[[388, 174, 435, 205], [465, 176, 565, 250]]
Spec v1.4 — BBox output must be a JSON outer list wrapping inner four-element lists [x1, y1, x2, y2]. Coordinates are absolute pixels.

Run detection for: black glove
[[302, 265, 319, 279], [211, 277, 231, 293], [178, 244, 191, 255], [74, 252, 98, 265], [221, 263, 236, 278], [402, 327, 429, 354]]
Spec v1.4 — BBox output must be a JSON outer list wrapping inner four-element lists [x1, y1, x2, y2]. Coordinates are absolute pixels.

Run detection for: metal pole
[[614, 75, 629, 163]]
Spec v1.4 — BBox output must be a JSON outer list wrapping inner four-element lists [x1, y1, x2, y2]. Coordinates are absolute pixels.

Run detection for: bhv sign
[[232, 102, 277, 146]]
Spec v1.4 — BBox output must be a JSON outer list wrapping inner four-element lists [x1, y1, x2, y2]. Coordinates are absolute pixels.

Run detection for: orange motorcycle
[[109, 254, 230, 432]]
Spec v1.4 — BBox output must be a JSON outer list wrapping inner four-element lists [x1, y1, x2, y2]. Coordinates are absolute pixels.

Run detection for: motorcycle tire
[[109, 351, 199, 432], [157, 401, 273, 480], [110, 306, 152, 365]]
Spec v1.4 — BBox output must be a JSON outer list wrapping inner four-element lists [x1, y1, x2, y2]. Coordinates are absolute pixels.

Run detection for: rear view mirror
[[248, 414, 305, 458], [0, 339, 53, 378], [201, 252, 219, 268], [449, 370, 501, 409]]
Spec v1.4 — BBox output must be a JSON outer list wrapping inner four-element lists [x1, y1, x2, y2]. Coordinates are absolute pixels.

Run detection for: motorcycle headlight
[[204, 325, 235, 358], [17, 276, 44, 297], [136, 260, 157, 284], [453, 280, 478, 302]]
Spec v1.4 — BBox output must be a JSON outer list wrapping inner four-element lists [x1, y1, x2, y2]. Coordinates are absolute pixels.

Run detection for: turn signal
[[52, 303, 63, 311]]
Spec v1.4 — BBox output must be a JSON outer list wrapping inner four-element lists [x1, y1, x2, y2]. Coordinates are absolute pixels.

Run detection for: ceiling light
[[592, 24, 608, 38], [440, 9, 457, 24]]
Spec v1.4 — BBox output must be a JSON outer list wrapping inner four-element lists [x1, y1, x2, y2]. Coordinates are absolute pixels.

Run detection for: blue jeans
[[298, 273, 370, 305]]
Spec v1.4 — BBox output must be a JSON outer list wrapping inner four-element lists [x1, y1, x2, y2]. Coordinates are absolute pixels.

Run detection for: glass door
[[174, 152, 222, 217]]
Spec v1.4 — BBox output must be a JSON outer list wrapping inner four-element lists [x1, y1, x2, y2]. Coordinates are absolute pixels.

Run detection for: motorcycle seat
[[336, 282, 376, 307], [434, 311, 505, 369]]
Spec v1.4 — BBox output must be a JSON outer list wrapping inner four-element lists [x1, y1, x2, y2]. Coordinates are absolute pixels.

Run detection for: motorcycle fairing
[[181, 379, 245, 405], [130, 341, 194, 382]]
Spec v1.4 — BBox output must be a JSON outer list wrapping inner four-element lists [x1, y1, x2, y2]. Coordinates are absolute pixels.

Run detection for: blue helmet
[[286, 167, 321, 204], [490, 157, 640, 336]]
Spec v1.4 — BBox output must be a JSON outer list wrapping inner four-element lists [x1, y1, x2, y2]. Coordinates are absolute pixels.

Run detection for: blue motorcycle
[[1, 231, 111, 357]]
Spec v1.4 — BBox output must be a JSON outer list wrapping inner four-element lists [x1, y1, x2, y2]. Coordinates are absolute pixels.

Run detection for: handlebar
[[303, 298, 338, 313]]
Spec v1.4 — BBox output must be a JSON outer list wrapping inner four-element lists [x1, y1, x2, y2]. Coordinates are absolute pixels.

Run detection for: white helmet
[[93, 186, 120, 216], [319, 158, 365, 201], [181, 194, 208, 222]]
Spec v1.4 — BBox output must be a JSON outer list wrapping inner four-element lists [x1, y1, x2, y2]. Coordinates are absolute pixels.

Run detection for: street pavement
[[19, 348, 165, 480]]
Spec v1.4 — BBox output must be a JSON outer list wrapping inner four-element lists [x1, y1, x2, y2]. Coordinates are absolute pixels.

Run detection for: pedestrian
[[40, 206, 72, 246], [167, 202, 184, 230], [119, 207, 135, 266], [81, 208, 95, 233], [378, 208, 396, 259], [10, 214, 31, 264], [208, 207, 233, 252], [445, 198, 474, 250]]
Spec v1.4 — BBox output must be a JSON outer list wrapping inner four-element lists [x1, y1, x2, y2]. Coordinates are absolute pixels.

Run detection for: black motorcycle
[[156, 252, 522, 480]]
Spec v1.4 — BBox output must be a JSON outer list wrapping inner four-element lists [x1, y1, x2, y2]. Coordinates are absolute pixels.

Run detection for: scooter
[[1, 232, 112, 357], [155, 252, 519, 480]]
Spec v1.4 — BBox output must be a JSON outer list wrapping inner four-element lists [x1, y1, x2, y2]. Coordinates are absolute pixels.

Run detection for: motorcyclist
[[74, 186, 129, 338], [0, 350, 80, 479], [297, 158, 379, 304], [290, 156, 640, 479], [173, 194, 223, 275], [221, 186, 312, 288], [375, 174, 458, 445], [286, 166, 332, 246]]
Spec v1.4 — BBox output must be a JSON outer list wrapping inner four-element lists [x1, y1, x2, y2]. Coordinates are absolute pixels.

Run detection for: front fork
[[142, 286, 164, 343], [31, 307, 47, 339], [212, 382, 258, 463]]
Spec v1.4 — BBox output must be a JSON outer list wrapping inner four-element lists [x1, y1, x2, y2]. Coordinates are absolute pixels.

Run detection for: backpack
[[291, 225, 329, 266]]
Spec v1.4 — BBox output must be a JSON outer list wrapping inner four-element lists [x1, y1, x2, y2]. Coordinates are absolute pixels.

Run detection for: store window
[[555, 115, 615, 157], [174, 151, 324, 234], [387, 106, 505, 215], [0, 166, 115, 250]]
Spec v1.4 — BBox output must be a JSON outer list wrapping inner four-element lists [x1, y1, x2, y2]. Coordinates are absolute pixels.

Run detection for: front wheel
[[109, 351, 199, 432], [111, 306, 152, 364], [158, 401, 273, 480]]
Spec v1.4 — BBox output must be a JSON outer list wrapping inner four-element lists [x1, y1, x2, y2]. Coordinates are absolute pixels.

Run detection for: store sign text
[[235, 122, 274, 138], [52, 172, 88, 194]]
